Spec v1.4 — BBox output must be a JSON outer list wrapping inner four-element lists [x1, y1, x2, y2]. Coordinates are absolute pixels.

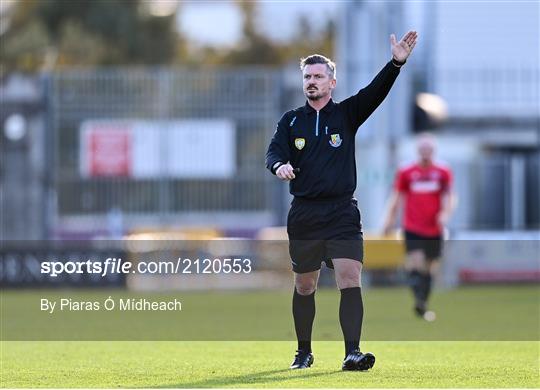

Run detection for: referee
[[266, 31, 418, 370]]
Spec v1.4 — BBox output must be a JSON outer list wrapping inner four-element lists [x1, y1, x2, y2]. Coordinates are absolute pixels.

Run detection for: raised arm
[[391, 30, 417, 63], [343, 31, 418, 130]]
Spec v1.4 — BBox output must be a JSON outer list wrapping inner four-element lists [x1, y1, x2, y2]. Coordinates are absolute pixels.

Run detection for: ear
[[330, 78, 337, 89]]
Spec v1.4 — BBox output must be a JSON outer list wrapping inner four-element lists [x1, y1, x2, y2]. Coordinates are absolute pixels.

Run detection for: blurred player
[[266, 31, 417, 370], [382, 133, 456, 321]]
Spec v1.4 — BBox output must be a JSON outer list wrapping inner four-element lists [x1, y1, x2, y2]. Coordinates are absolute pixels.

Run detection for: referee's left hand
[[390, 30, 418, 62]]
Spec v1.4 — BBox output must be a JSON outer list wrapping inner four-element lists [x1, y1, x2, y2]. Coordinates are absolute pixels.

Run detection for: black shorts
[[404, 230, 443, 260], [287, 195, 363, 274]]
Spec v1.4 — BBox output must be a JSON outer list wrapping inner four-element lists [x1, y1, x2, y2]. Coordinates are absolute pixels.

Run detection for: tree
[[218, 0, 281, 65], [194, 1, 335, 67], [0, 0, 183, 73], [282, 16, 335, 64]]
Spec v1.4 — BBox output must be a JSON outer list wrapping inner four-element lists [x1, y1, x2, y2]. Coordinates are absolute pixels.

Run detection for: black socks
[[409, 270, 432, 306], [293, 286, 365, 357], [420, 273, 432, 302], [339, 287, 363, 357], [409, 270, 423, 304], [292, 288, 316, 353]]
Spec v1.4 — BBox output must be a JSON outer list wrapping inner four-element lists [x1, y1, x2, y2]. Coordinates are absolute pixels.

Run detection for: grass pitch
[[2, 341, 538, 388], [1, 285, 539, 388], [2, 286, 538, 341]]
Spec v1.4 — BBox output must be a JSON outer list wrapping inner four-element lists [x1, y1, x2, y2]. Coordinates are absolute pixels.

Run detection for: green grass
[[1, 286, 539, 387], [2, 286, 539, 341], [2, 341, 538, 388]]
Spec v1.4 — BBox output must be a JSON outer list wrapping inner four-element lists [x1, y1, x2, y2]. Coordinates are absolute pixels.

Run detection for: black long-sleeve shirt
[[265, 60, 401, 200]]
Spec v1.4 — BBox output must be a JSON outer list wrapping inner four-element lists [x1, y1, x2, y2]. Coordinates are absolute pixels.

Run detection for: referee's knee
[[295, 283, 317, 296], [336, 279, 361, 290], [335, 272, 361, 289]]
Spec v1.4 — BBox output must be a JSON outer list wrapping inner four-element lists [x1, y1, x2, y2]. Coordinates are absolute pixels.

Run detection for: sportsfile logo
[[41, 258, 129, 277], [40, 257, 252, 277]]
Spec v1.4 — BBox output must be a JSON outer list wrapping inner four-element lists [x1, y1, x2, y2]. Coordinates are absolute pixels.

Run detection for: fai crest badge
[[329, 134, 342, 147], [295, 138, 305, 150]]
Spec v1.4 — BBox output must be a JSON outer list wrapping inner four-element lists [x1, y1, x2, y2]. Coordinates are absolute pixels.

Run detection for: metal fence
[[474, 152, 540, 230], [2, 67, 539, 239], [50, 68, 282, 231], [434, 67, 539, 118]]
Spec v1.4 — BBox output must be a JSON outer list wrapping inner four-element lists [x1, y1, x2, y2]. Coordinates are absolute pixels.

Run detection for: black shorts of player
[[404, 230, 443, 260], [287, 195, 363, 274]]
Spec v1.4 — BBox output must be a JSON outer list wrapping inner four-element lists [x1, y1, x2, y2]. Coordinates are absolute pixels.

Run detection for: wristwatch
[[272, 161, 284, 175], [392, 57, 406, 67]]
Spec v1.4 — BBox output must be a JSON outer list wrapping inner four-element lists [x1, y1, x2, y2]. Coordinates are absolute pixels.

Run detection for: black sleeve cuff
[[391, 57, 406, 68]]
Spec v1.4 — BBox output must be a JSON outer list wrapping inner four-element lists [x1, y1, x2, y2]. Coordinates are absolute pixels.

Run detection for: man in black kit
[[266, 31, 417, 371]]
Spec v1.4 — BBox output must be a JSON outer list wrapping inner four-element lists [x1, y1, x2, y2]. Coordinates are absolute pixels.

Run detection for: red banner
[[86, 126, 131, 177]]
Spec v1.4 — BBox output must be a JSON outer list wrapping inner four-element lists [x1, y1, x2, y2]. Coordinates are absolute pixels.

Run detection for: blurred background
[[1, 0, 539, 290]]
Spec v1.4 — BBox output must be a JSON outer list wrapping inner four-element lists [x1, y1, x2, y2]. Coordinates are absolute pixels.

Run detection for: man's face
[[302, 64, 336, 101], [417, 137, 435, 163]]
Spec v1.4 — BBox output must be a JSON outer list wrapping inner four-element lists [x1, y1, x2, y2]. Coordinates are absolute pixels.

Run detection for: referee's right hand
[[276, 163, 296, 181]]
